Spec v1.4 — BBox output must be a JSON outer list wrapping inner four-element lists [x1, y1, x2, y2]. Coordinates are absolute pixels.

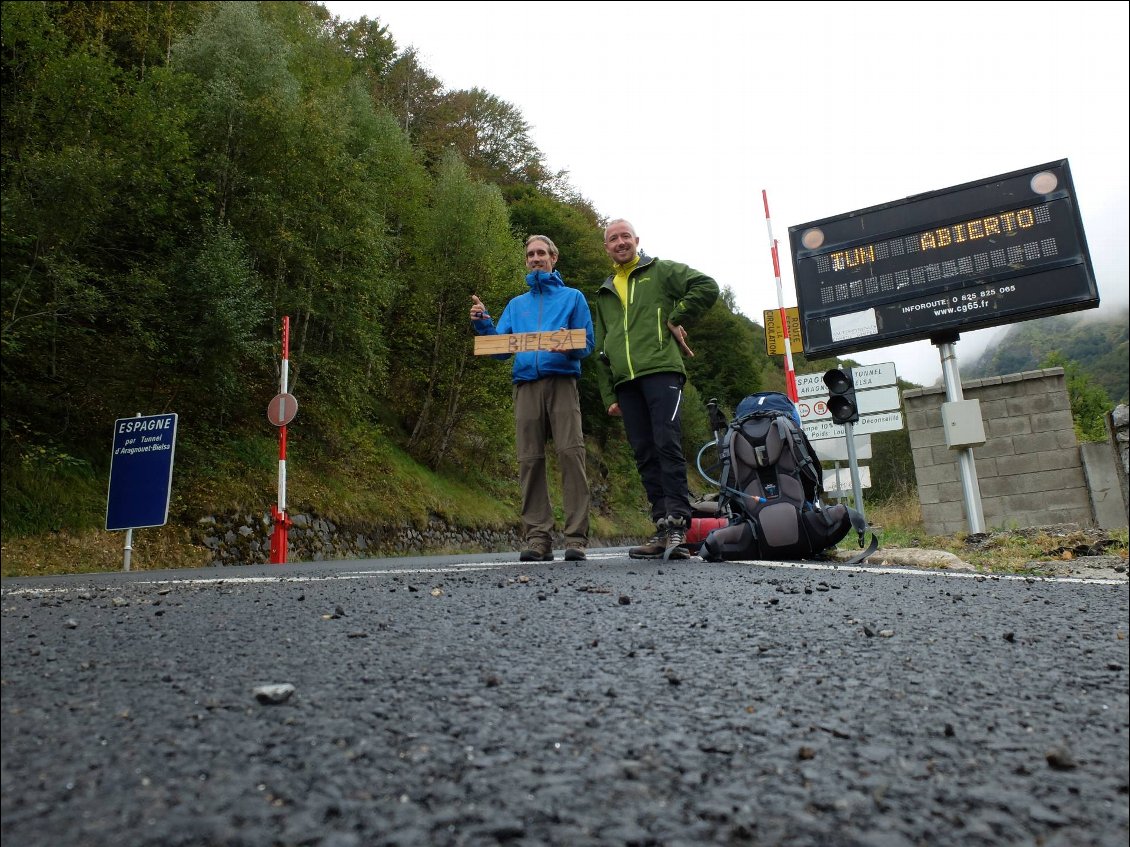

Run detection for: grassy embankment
[[1, 427, 654, 578], [2, 440, 1124, 578]]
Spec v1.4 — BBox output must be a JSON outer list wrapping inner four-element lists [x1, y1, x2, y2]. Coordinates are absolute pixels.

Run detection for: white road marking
[[2, 554, 1124, 596], [724, 558, 1127, 585]]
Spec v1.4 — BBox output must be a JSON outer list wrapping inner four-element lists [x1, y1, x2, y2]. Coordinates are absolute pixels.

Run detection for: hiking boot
[[519, 539, 553, 562], [564, 542, 587, 561], [629, 519, 668, 559], [663, 516, 691, 560]]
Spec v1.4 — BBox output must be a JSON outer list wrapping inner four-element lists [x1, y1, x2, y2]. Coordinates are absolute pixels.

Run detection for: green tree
[[154, 220, 269, 418], [684, 293, 766, 412], [1040, 351, 1112, 442], [48, 0, 213, 77], [439, 87, 549, 186], [327, 10, 397, 84], [171, 2, 425, 427], [867, 418, 916, 503], [2, 0, 205, 449], [396, 151, 520, 469], [170, 1, 299, 224], [375, 46, 446, 150]]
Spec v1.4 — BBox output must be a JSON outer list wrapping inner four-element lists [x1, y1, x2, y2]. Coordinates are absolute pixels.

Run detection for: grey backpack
[[699, 395, 877, 562]]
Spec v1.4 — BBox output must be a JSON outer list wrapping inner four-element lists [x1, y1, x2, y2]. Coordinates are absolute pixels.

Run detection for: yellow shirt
[[612, 255, 641, 307]]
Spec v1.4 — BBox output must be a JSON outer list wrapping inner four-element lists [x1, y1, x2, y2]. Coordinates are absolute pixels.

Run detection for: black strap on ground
[[841, 531, 880, 565], [841, 507, 880, 565]]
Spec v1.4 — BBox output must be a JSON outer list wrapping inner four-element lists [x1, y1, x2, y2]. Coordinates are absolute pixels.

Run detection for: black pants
[[616, 372, 691, 524]]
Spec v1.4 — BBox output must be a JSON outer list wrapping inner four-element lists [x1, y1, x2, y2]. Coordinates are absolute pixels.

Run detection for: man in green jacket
[[595, 219, 720, 559]]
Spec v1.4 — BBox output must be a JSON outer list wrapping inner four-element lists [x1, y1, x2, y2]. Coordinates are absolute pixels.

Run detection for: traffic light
[[823, 367, 860, 424]]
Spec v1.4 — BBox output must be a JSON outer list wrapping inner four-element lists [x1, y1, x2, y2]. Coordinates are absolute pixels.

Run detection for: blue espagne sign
[[105, 413, 178, 531]]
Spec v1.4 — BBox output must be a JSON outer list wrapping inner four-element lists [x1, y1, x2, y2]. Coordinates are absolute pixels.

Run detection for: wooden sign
[[473, 328, 587, 356]]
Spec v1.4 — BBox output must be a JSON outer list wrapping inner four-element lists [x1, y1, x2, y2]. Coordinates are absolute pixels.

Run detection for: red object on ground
[[687, 517, 728, 550]]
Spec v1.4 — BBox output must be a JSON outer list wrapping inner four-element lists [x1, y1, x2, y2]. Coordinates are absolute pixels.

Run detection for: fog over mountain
[[961, 307, 1129, 404]]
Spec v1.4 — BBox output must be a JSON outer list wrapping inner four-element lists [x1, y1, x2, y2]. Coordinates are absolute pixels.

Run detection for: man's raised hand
[[470, 294, 490, 320]]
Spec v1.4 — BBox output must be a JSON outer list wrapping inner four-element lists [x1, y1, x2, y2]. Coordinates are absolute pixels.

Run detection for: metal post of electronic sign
[[762, 191, 798, 402], [936, 335, 985, 533]]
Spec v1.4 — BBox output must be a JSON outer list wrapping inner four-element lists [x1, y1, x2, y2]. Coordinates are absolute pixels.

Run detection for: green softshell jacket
[[593, 255, 719, 409]]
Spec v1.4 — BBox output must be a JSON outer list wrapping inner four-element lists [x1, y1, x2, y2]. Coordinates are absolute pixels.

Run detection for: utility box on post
[[941, 400, 986, 449]]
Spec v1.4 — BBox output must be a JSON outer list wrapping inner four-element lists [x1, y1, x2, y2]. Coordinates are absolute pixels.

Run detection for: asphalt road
[[2, 549, 1128, 847]]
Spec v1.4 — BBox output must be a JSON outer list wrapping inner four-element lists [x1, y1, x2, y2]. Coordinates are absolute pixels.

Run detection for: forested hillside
[[962, 310, 1129, 405], [2, 0, 795, 544], [6, 2, 1114, 560]]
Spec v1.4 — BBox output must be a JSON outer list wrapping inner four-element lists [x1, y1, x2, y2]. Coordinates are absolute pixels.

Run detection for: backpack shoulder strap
[[780, 418, 823, 498]]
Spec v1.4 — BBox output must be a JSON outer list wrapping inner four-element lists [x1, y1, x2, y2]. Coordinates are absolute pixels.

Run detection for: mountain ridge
[[961, 308, 1129, 404]]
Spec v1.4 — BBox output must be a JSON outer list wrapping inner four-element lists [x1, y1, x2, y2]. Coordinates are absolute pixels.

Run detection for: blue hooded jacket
[[472, 270, 594, 384]]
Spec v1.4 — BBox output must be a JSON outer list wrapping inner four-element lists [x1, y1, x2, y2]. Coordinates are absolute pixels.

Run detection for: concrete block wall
[[1110, 404, 1129, 508], [903, 368, 1093, 536]]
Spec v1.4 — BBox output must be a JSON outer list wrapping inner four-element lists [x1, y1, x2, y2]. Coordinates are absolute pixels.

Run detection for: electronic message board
[[787, 160, 1098, 358]]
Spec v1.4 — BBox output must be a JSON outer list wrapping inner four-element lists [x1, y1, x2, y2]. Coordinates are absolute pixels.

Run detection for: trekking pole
[[706, 397, 727, 441], [761, 191, 798, 403]]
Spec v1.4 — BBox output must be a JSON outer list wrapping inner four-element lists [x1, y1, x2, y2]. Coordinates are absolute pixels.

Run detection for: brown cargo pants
[[513, 375, 590, 548]]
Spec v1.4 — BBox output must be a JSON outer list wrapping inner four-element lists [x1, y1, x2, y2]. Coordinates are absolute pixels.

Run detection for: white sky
[[323, 0, 1129, 387]]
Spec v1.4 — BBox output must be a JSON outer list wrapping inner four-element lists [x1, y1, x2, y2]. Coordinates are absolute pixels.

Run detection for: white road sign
[[823, 465, 872, 497], [797, 385, 901, 423], [796, 362, 898, 398], [795, 372, 828, 398], [846, 362, 898, 390], [810, 434, 872, 462], [802, 410, 905, 441]]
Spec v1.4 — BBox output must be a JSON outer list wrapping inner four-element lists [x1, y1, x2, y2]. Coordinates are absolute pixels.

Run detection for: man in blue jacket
[[471, 235, 595, 562]]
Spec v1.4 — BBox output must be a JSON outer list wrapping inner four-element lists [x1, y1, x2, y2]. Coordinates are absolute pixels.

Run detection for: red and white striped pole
[[762, 190, 798, 402], [269, 316, 291, 564]]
